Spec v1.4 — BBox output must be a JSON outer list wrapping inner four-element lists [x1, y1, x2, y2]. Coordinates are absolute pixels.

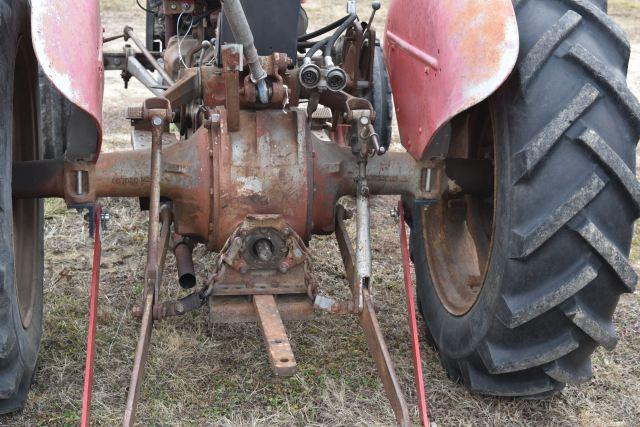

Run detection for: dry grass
[[2, 1, 640, 425]]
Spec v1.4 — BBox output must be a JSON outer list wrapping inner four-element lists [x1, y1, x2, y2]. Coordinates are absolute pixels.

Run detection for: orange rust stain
[[451, 0, 507, 83]]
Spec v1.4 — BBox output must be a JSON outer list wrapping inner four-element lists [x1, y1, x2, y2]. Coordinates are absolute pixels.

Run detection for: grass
[[2, 0, 640, 425], [610, 0, 640, 11]]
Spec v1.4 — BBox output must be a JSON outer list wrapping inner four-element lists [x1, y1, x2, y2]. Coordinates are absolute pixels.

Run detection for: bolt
[[278, 262, 289, 273], [152, 116, 163, 126], [359, 116, 370, 126], [361, 185, 370, 197], [114, 58, 122, 65], [182, 2, 190, 10], [170, 2, 177, 9], [100, 210, 110, 231]]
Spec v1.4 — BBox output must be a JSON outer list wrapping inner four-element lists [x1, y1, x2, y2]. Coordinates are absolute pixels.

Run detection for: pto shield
[[384, 0, 519, 160], [31, 0, 104, 154]]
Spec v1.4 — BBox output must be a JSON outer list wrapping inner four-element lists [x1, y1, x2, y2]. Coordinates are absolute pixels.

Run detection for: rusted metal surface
[[210, 295, 314, 323], [31, 0, 104, 152], [208, 109, 311, 250], [199, 55, 292, 111], [311, 131, 444, 234], [253, 295, 297, 377], [13, 117, 445, 243], [123, 100, 172, 427], [131, 130, 178, 151], [204, 215, 313, 301], [164, 37, 201, 79], [162, 0, 195, 15], [163, 69, 199, 109], [123, 291, 154, 427], [132, 291, 204, 320], [359, 288, 411, 426], [222, 45, 242, 132], [173, 234, 196, 289], [384, 0, 518, 160]]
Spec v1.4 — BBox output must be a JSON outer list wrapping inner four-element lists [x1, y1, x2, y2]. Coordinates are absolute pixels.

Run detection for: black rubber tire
[[0, 0, 44, 413], [369, 44, 393, 151], [38, 68, 70, 160], [412, 0, 639, 396]]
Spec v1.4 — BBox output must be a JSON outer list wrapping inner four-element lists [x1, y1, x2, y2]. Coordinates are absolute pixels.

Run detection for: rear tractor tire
[[411, 0, 640, 396], [0, 0, 45, 413]]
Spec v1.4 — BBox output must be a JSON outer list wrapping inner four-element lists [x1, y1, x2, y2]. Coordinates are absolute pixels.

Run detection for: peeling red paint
[[31, 0, 104, 153], [384, 0, 518, 160]]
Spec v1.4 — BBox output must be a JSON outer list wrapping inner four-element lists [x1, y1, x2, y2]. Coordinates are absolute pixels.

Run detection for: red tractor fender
[[31, 0, 104, 155], [384, 0, 519, 160]]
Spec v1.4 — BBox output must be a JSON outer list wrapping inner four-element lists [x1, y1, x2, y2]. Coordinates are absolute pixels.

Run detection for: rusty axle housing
[[13, 108, 441, 251]]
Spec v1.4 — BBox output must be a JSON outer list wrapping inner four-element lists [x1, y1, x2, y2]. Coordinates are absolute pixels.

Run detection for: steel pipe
[[173, 234, 196, 289], [124, 26, 175, 85], [126, 55, 165, 96], [221, 0, 268, 103]]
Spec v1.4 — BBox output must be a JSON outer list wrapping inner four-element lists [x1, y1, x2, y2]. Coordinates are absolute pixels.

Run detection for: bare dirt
[[2, 1, 640, 425]]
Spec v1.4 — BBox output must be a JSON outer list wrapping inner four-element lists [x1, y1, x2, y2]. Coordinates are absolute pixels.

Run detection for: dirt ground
[[3, 1, 640, 425]]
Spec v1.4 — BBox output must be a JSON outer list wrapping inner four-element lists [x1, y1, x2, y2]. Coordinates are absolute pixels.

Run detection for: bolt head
[[359, 116, 369, 126], [170, 2, 177, 9], [152, 116, 163, 126]]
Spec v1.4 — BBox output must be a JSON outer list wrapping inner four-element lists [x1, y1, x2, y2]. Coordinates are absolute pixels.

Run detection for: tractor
[[1, 0, 638, 425]]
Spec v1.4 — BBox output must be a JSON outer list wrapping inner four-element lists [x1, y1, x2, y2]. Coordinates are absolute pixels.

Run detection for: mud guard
[[384, 0, 519, 160], [31, 0, 103, 159]]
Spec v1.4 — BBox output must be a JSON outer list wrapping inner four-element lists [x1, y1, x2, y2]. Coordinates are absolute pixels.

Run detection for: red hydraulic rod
[[81, 205, 102, 427], [398, 201, 430, 427]]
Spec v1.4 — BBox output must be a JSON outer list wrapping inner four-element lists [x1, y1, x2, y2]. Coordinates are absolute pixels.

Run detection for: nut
[[278, 261, 289, 273]]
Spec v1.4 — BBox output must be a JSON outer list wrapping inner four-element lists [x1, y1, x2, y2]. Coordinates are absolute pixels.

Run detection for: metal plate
[[31, 0, 104, 153], [384, 0, 518, 160]]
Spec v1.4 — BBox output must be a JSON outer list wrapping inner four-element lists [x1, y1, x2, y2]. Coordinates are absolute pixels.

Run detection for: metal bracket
[[123, 98, 174, 427], [222, 44, 242, 132]]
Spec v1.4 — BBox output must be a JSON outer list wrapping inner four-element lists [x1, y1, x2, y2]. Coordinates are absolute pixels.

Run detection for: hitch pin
[[359, 117, 386, 156]]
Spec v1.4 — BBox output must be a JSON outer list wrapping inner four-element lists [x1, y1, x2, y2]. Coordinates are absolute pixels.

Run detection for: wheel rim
[[11, 37, 39, 330], [421, 103, 497, 316]]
